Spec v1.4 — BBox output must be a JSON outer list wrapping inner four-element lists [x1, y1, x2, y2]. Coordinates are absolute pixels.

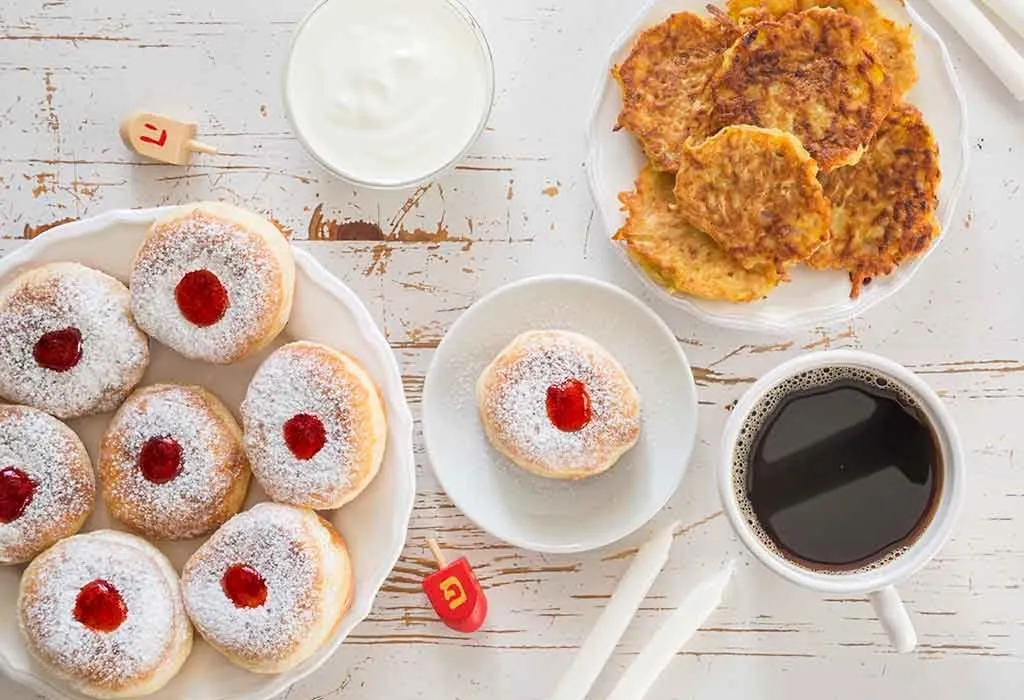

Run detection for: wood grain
[[1, 0, 1023, 698]]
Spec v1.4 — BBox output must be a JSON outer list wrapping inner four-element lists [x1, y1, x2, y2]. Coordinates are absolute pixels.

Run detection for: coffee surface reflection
[[742, 373, 941, 571]]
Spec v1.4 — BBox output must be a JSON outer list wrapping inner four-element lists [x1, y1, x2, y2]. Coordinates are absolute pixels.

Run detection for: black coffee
[[736, 367, 942, 572]]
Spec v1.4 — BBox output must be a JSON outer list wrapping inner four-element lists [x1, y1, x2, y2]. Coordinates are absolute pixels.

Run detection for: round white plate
[[586, 0, 970, 332], [422, 275, 698, 554], [0, 208, 416, 700]]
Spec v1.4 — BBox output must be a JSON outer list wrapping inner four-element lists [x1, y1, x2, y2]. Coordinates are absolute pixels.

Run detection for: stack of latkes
[[612, 0, 941, 302]]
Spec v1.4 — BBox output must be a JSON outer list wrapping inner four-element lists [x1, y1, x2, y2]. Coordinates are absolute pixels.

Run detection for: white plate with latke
[[0, 208, 416, 700], [423, 274, 698, 554], [587, 0, 970, 332]]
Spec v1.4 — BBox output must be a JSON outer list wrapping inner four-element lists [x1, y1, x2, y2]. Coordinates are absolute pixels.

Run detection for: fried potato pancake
[[614, 166, 780, 302], [673, 125, 831, 273], [809, 103, 940, 298], [698, 8, 895, 172], [726, 0, 917, 95], [613, 12, 740, 171]]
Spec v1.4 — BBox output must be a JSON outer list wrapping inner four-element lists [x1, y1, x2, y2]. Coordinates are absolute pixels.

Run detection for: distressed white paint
[[0, 0, 1022, 698]]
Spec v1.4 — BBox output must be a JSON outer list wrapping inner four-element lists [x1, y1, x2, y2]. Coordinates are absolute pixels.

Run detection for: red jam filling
[[283, 414, 327, 460], [221, 564, 268, 609], [175, 269, 229, 327], [0, 467, 35, 524], [138, 436, 184, 484], [74, 579, 128, 633], [545, 379, 592, 432], [33, 327, 82, 372]]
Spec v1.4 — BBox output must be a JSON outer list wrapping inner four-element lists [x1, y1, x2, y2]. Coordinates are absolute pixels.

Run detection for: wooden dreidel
[[120, 112, 218, 165], [423, 538, 487, 633]]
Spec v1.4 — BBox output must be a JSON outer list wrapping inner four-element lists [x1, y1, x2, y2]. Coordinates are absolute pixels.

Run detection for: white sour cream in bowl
[[284, 0, 494, 189]]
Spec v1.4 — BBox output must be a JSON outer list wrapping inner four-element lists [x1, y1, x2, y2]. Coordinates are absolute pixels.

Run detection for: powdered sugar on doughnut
[[0, 263, 149, 419], [242, 343, 380, 508], [18, 532, 184, 690], [478, 330, 641, 476], [100, 385, 249, 540], [181, 503, 321, 664], [0, 405, 94, 564], [130, 208, 287, 364]]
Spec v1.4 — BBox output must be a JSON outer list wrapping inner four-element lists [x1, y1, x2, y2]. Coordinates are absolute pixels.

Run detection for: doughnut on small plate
[[423, 274, 698, 553], [586, 0, 968, 332], [0, 207, 416, 700]]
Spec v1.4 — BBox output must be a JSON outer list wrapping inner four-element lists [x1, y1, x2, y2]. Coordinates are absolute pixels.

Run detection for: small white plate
[[586, 0, 970, 332], [422, 275, 698, 554], [0, 208, 416, 700]]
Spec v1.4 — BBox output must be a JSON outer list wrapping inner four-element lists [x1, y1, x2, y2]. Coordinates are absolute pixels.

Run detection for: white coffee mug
[[717, 350, 965, 653]]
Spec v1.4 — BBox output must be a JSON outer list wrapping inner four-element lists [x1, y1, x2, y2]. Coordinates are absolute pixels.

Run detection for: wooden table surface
[[1, 1, 1022, 698]]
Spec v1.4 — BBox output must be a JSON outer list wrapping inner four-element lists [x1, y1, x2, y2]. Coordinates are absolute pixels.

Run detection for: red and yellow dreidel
[[423, 538, 487, 633]]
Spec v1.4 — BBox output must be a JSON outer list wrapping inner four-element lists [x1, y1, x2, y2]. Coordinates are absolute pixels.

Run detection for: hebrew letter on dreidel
[[120, 112, 218, 165], [440, 576, 468, 610]]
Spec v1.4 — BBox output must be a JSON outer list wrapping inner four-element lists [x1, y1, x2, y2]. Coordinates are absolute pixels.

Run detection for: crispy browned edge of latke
[[610, 5, 737, 122], [702, 7, 896, 172], [725, 0, 918, 94], [613, 167, 780, 302], [814, 103, 941, 298], [610, 8, 739, 171], [613, 176, 685, 293]]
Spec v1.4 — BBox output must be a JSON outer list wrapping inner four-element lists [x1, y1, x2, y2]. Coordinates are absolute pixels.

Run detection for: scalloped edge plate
[[586, 0, 970, 332], [0, 208, 416, 700]]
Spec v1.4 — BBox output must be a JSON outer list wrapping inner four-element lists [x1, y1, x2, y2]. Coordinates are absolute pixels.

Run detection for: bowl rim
[[584, 0, 971, 333], [421, 272, 699, 554], [281, 0, 496, 191], [0, 207, 417, 700]]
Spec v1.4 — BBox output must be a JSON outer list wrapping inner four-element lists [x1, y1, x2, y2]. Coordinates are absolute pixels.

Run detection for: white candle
[[549, 523, 677, 700], [922, 0, 1024, 101], [605, 562, 735, 700], [978, 0, 1024, 42]]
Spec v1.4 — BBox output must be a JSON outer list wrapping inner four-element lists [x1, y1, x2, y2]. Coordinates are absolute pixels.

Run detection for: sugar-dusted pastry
[[129, 202, 295, 364], [476, 330, 641, 479], [99, 384, 251, 540], [181, 503, 353, 674], [0, 262, 149, 419], [0, 404, 94, 565], [18, 530, 193, 698], [241, 341, 386, 510]]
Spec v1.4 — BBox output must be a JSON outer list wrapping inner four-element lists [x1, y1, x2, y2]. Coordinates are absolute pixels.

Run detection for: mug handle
[[869, 586, 917, 653]]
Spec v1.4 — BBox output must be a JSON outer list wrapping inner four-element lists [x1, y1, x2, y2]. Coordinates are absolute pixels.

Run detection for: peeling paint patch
[[42, 70, 59, 135], [307, 204, 474, 258], [268, 216, 293, 239], [0, 34, 136, 42], [691, 366, 756, 387], [29, 171, 56, 198], [389, 183, 433, 234], [541, 181, 560, 197], [23, 217, 77, 239], [308, 204, 384, 241], [803, 327, 857, 351], [366, 244, 393, 276]]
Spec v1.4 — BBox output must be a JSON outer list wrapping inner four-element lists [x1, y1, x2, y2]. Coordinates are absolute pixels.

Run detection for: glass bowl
[[283, 0, 495, 190]]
